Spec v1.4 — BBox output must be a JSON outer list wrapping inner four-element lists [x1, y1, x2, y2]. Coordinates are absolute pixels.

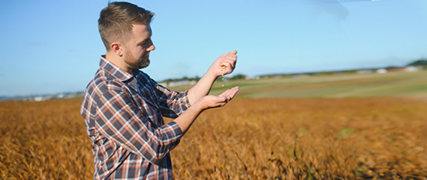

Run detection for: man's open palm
[[201, 86, 239, 109]]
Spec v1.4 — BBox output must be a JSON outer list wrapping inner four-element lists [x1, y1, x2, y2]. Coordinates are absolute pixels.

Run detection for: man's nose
[[148, 42, 155, 51]]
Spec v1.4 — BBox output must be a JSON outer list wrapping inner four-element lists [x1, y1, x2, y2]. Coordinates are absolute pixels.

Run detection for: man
[[80, 2, 239, 179]]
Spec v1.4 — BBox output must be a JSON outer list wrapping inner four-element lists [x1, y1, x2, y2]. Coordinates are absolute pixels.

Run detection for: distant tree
[[230, 74, 246, 80], [407, 59, 427, 66], [385, 66, 399, 69]]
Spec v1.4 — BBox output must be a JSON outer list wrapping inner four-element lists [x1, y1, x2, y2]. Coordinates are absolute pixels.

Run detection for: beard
[[124, 50, 150, 70]]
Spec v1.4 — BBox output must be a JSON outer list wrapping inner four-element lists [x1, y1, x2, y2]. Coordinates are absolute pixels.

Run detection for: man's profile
[[80, 1, 238, 179]]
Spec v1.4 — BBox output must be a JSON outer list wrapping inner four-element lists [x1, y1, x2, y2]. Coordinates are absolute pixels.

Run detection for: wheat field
[[1, 97, 426, 179]]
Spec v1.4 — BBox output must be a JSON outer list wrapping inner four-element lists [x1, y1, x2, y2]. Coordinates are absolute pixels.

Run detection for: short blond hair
[[98, 2, 154, 50]]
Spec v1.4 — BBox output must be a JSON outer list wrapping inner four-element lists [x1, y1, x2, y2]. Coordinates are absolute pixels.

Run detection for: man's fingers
[[228, 50, 237, 55], [219, 89, 231, 97], [219, 51, 236, 62], [220, 63, 233, 72], [218, 96, 227, 102], [228, 86, 239, 99], [226, 53, 237, 58], [219, 51, 237, 70], [221, 59, 237, 72], [219, 86, 239, 100], [224, 57, 236, 63], [215, 96, 228, 106], [207, 86, 239, 108]]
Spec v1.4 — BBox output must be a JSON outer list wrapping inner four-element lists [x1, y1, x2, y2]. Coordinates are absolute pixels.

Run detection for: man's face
[[123, 24, 155, 70]]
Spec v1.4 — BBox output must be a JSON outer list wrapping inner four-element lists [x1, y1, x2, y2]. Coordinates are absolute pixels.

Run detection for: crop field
[[1, 71, 426, 179], [170, 98, 426, 179]]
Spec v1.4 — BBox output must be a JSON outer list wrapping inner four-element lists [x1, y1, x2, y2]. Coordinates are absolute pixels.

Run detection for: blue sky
[[0, 0, 426, 96]]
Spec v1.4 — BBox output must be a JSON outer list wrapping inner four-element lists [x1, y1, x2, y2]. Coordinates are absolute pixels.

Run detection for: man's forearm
[[172, 100, 205, 135], [187, 70, 217, 105], [173, 88, 238, 135]]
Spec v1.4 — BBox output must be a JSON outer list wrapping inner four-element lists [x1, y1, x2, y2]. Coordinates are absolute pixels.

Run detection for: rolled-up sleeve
[[153, 81, 191, 118], [94, 83, 183, 164]]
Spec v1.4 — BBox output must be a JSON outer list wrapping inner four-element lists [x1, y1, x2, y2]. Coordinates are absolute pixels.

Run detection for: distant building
[[164, 80, 196, 87], [56, 94, 65, 99], [33, 96, 51, 101], [245, 75, 260, 80], [376, 69, 387, 74], [34, 96, 44, 101], [290, 74, 310, 79], [405, 66, 421, 72]]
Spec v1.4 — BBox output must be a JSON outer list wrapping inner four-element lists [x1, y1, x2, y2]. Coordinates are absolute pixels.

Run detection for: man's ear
[[110, 41, 123, 57]]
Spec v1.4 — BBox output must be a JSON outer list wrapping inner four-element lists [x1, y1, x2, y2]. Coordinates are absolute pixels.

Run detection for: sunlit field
[[170, 98, 427, 179], [1, 71, 426, 179]]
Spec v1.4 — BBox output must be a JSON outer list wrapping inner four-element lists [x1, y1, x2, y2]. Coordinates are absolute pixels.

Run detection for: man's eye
[[141, 39, 151, 46]]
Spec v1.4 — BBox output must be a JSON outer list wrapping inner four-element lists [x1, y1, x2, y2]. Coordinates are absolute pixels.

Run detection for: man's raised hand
[[209, 50, 237, 78]]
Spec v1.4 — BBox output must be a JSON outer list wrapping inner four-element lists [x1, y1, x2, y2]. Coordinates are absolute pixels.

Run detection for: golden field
[[1, 97, 426, 179]]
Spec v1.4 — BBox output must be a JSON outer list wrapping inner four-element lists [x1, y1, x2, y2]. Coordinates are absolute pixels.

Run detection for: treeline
[[161, 74, 248, 83], [160, 59, 427, 83]]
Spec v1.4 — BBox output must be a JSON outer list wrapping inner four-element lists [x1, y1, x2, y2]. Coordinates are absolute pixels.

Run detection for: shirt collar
[[99, 55, 134, 82]]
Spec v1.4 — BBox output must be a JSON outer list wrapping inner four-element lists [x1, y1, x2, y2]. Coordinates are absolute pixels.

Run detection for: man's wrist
[[207, 68, 219, 80], [193, 97, 207, 111], [200, 70, 217, 84]]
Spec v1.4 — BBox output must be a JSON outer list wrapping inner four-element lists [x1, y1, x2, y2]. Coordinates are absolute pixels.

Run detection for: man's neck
[[105, 52, 132, 73]]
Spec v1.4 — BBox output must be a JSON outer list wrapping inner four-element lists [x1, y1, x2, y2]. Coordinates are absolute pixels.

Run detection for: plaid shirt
[[80, 56, 190, 179]]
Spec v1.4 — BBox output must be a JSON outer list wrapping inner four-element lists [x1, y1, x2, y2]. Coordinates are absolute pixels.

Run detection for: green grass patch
[[168, 70, 427, 98]]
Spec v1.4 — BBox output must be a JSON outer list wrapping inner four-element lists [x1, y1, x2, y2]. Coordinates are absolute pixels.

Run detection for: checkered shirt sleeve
[[151, 79, 191, 118]]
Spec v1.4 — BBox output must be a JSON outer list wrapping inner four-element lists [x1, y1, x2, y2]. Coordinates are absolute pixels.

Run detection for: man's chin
[[138, 60, 150, 69]]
